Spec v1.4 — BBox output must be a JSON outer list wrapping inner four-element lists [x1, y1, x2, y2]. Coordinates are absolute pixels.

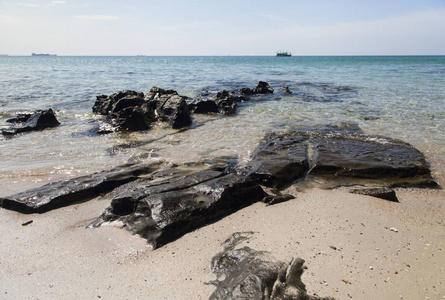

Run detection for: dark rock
[[107, 106, 151, 131], [247, 123, 436, 189], [240, 81, 274, 95], [6, 113, 32, 124], [254, 81, 274, 94], [188, 99, 220, 114], [93, 88, 191, 131], [0, 163, 161, 213], [262, 193, 295, 206], [93, 90, 144, 115], [281, 86, 293, 94], [111, 95, 146, 113], [144, 86, 178, 100], [144, 87, 192, 129], [90, 163, 266, 249], [245, 133, 309, 189], [215, 91, 250, 103], [240, 87, 254, 95], [308, 134, 431, 181], [349, 187, 399, 202], [214, 98, 237, 115], [93, 90, 152, 131], [208, 232, 335, 300], [2, 109, 60, 136], [187, 90, 240, 115]]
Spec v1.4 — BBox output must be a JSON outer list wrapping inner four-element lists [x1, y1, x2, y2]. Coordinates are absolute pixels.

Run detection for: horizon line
[[2, 54, 445, 57]]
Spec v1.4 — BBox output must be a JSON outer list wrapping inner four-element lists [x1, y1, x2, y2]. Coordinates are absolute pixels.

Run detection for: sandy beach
[[1, 173, 444, 299]]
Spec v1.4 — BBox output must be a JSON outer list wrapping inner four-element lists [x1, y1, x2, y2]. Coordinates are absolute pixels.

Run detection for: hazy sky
[[1, 0, 445, 55]]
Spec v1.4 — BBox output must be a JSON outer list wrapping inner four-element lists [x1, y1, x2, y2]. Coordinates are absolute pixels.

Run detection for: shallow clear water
[[1, 56, 444, 193]]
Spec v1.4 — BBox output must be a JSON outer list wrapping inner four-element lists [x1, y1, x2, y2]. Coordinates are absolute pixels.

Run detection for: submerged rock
[[2, 109, 60, 136], [281, 86, 293, 94], [187, 90, 247, 115], [240, 81, 274, 95], [208, 232, 334, 300]]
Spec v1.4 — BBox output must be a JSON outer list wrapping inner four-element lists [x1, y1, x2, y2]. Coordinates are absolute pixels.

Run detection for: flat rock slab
[[349, 187, 399, 202], [208, 232, 335, 300], [0, 163, 161, 213], [91, 165, 266, 249], [246, 123, 437, 189]]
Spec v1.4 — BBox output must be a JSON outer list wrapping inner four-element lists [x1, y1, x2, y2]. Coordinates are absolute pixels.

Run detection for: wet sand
[[1, 183, 444, 299]]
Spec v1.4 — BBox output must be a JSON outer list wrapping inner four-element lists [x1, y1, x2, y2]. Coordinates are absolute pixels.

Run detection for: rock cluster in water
[[93, 87, 192, 132], [1, 109, 60, 136], [93, 81, 275, 133]]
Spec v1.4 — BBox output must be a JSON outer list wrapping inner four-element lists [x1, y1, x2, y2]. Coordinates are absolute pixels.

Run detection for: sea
[[1, 56, 444, 195]]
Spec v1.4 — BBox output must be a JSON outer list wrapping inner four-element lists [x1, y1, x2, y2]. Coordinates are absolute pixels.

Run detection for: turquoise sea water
[[1, 56, 444, 193]]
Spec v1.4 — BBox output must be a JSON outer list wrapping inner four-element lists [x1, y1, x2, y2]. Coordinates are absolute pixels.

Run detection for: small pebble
[[390, 227, 398, 232], [22, 220, 33, 226]]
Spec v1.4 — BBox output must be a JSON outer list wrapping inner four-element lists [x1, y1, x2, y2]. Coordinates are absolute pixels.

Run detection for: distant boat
[[32, 53, 57, 56], [276, 51, 292, 57]]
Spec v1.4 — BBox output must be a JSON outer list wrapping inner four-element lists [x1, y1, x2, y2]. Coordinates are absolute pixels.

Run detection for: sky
[[1, 0, 445, 56]]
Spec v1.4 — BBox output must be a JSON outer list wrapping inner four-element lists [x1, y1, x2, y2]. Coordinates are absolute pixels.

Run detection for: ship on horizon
[[32, 53, 57, 56], [276, 51, 292, 57]]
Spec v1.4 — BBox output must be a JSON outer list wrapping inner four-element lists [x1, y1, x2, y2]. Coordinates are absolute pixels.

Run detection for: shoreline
[[0, 186, 443, 299]]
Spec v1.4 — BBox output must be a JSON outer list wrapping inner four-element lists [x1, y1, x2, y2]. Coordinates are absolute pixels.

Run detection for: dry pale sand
[[0, 183, 444, 300]]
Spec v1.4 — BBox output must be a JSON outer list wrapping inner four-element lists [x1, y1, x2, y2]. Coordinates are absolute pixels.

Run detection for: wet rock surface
[[240, 81, 274, 95], [92, 88, 192, 132], [144, 87, 193, 129], [246, 123, 436, 189], [187, 81, 278, 116], [0, 164, 161, 213], [349, 187, 399, 202], [208, 232, 335, 300], [187, 90, 243, 115], [2, 109, 60, 136], [244, 133, 309, 189], [90, 163, 266, 249]]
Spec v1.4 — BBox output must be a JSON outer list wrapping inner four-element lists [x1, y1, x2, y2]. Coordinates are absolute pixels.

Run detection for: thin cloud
[[51, 1, 66, 5], [157, 21, 224, 33], [76, 15, 119, 21], [266, 14, 288, 22]]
